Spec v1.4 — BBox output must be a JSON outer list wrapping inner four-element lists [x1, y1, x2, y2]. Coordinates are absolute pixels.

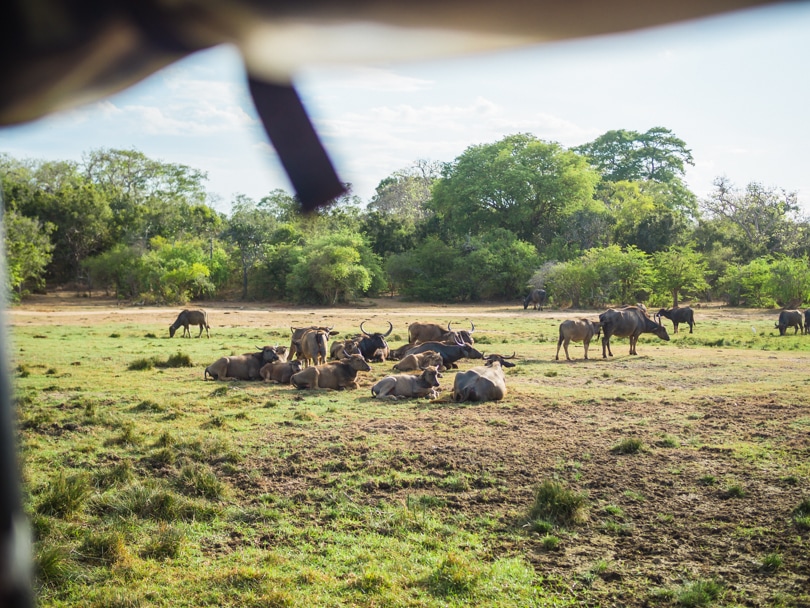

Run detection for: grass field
[[10, 296, 810, 607]]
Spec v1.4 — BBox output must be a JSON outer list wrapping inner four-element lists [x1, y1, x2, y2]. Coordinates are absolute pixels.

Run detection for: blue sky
[[2, 3, 810, 214]]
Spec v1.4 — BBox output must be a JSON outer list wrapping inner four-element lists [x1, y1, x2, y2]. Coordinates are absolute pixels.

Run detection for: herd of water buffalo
[[167, 302, 809, 403]]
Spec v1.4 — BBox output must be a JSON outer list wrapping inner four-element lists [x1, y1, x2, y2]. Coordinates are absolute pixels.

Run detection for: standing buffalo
[[204, 346, 279, 380], [775, 310, 803, 335], [523, 288, 547, 310], [371, 367, 442, 400], [599, 306, 670, 357], [655, 307, 695, 333], [288, 326, 339, 362], [805, 309, 810, 335], [407, 321, 475, 345], [357, 321, 393, 361], [290, 353, 371, 390], [294, 328, 330, 367], [452, 354, 516, 403], [555, 319, 602, 361], [169, 309, 210, 338]]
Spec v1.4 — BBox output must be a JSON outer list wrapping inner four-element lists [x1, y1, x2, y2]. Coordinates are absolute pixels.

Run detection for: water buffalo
[[555, 319, 602, 361], [393, 349, 445, 372], [290, 353, 371, 390], [169, 309, 210, 338], [260, 359, 302, 384], [329, 337, 362, 360], [452, 354, 516, 403], [775, 310, 803, 335], [357, 321, 393, 360], [407, 321, 475, 345], [289, 326, 339, 361], [655, 307, 695, 333], [805, 309, 810, 335], [371, 367, 442, 400], [599, 306, 670, 357], [403, 338, 483, 369], [523, 288, 547, 310], [204, 346, 279, 380], [294, 328, 330, 367]]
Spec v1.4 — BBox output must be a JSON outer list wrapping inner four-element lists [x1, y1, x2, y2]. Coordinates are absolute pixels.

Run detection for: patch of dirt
[[239, 395, 810, 606]]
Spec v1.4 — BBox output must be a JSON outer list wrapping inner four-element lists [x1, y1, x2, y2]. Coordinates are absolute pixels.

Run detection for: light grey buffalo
[[555, 319, 602, 361], [371, 366, 442, 400], [599, 306, 670, 357], [775, 310, 803, 335], [452, 354, 516, 403], [204, 346, 279, 380], [169, 309, 210, 338]]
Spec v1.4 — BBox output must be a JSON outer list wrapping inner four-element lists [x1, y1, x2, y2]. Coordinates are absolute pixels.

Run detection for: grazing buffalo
[[655, 307, 695, 333], [371, 367, 442, 400], [393, 349, 445, 372], [805, 309, 810, 335], [289, 326, 339, 361], [403, 338, 483, 369], [260, 359, 302, 384], [599, 306, 670, 357], [169, 309, 210, 338], [452, 354, 516, 403], [357, 321, 393, 361], [290, 353, 371, 390], [775, 310, 803, 335], [408, 321, 475, 346], [555, 319, 602, 361], [204, 346, 279, 380], [523, 288, 547, 310]]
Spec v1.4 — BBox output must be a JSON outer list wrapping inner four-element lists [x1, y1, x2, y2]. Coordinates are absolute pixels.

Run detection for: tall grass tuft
[[611, 437, 645, 454], [528, 479, 588, 527], [176, 462, 226, 500], [36, 472, 90, 517], [78, 530, 131, 566], [427, 552, 482, 598], [158, 352, 193, 368], [793, 497, 810, 530], [142, 523, 186, 560], [675, 579, 724, 607], [35, 545, 77, 586]]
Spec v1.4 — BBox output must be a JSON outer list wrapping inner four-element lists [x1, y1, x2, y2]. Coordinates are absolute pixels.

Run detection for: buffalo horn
[[359, 321, 369, 336], [469, 321, 475, 334], [384, 321, 393, 336]]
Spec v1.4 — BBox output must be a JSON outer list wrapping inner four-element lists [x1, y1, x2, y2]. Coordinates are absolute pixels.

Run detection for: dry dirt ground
[[10, 294, 810, 606]]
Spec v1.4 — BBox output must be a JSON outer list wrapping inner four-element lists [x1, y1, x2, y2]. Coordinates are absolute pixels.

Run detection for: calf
[[260, 359, 302, 384], [290, 353, 371, 390], [393, 349, 445, 372], [776, 309, 803, 335], [371, 367, 442, 400], [655, 307, 695, 333], [555, 319, 602, 361]]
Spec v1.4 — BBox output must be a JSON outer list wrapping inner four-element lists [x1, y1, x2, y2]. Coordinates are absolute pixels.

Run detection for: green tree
[[701, 178, 802, 261], [287, 232, 384, 304], [223, 195, 277, 299], [766, 256, 810, 307], [719, 258, 774, 307], [429, 133, 599, 248], [650, 246, 709, 307], [575, 127, 694, 184], [3, 210, 55, 298], [368, 159, 441, 222]]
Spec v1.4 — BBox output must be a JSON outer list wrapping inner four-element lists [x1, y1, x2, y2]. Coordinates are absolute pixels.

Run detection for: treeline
[[2, 128, 810, 308]]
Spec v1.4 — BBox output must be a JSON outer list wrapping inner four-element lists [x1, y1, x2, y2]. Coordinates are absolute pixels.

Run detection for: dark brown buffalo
[[655, 307, 696, 334], [775, 310, 803, 335], [169, 309, 210, 338], [599, 306, 670, 357]]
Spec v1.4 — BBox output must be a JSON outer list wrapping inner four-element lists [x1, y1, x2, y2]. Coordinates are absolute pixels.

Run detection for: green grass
[[10, 309, 810, 607]]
